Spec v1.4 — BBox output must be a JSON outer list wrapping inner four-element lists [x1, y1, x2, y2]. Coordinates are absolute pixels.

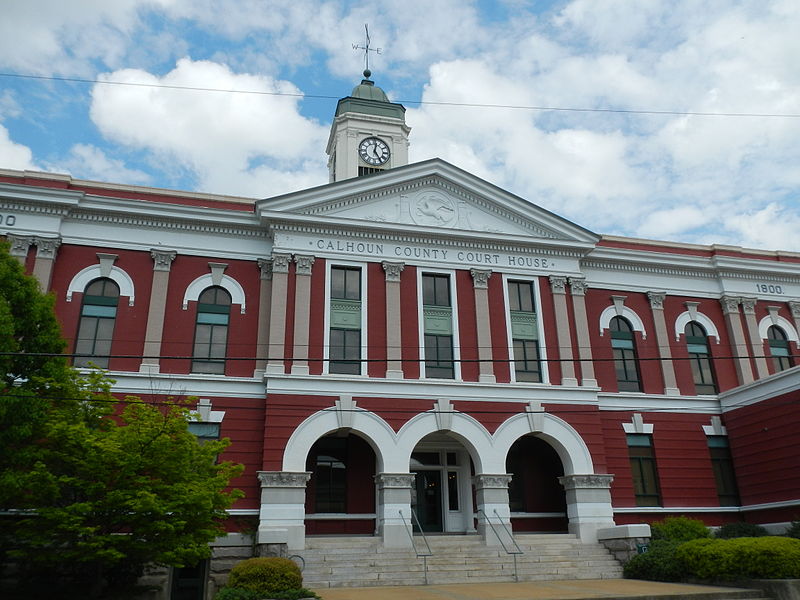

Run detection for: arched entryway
[[410, 432, 476, 534], [304, 432, 377, 535], [506, 435, 568, 532]]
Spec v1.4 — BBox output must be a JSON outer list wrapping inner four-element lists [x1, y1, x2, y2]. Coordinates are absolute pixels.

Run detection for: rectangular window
[[507, 280, 541, 382], [329, 266, 362, 375], [422, 273, 454, 379], [314, 438, 347, 513], [708, 436, 740, 506], [447, 471, 459, 511], [627, 434, 661, 507]]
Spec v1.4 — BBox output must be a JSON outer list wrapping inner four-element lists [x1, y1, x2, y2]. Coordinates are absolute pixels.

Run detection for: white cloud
[[89, 58, 328, 196], [49, 144, 152, 186], [0, 125, 36, 171]]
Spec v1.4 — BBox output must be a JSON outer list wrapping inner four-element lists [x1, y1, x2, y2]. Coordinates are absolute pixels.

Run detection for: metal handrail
[[477, 508, 524, 582], [399, 508, 432, 584]]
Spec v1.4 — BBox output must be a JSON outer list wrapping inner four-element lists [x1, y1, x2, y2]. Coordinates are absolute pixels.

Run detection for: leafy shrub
[[214, 588, 262, 600], [785, 520, 800, 539], [714, 522, 768, 539], [270, 588, 320, 600], [676, 537, 800, 580], [650, 516, 710, 542], [623, 540, 685, 582], [227, 557, 303, 597]]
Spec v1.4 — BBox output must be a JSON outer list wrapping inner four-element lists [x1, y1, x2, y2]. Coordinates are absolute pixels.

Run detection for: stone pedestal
[[473, 474, 514, 547], [256, 471, 310, 551], [558, 474, 615, 543], [375, 473, 414, 548]]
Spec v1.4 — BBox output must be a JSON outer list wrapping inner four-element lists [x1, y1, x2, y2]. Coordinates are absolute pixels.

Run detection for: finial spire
[[352, 23, 381, 77]]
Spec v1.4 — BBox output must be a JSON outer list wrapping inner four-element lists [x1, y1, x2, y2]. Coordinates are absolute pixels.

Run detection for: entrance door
[[170, 560, 207, 600], [413, 470, 443, 532]]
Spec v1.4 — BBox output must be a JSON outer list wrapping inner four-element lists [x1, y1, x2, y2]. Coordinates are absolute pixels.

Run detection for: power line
[[2, 72, 799, 119]]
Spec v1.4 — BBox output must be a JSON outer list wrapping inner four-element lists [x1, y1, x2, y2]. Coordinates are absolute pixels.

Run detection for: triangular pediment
[[258, 159, 598, 246]]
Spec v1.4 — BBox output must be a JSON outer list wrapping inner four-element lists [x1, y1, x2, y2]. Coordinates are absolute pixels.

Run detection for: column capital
[[294, 254, 315, 276], [382, 260, 405, 282], [472, 474, 513, 489], [568, 277, 588, 296], [789, 301, 800, 319], [271, 252, 292, 273], [34, 236, 61, 259], [150, 249, 177, 272], [374, 473, 415, 488], [558, 474, 614, 490], [257, 471, 311, 488], [719, 295, 741, 315], [257, 258, 273, 280], [549, 275, 568, 294], [740, 296, 757, 315], [647, 291, 666, 310], [6, 234, 34, 258], [470, 268, 492, 289]]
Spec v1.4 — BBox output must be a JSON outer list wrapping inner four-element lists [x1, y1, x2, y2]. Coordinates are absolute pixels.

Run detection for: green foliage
[[785, 520, 800, 539], [714, 522, 769, 539], [650, 516, 710, 542], [214, 588, 263, 600], [270, 588, 320, 599], [623, 540, 685, 582], [676, 537, 800, 580], [227, 557, 304, 596]]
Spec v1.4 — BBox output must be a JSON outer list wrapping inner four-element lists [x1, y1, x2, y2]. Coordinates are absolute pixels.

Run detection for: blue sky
[[1, 0, 799, 250]]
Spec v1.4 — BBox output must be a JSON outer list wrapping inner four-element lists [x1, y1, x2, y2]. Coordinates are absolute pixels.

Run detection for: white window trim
[[418, 268, 461, 381], [190, 398, 226, 423], [183, 273, 246, 314], [323, 260, 368, 376], [622, 413, 654, 434], [702, 416, 727, 436], [502, 274, 549, 384], [66, 264, 135, 306], [599, 305, 647, 339], [757, 315, 799, 343], [674, 311, 720, 343]]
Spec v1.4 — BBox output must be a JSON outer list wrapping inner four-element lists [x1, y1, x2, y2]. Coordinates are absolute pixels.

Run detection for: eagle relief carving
[[411, 191, 457, 227]]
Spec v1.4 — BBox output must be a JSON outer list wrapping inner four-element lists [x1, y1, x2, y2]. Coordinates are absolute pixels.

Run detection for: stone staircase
[[297, 533, 625, 588]]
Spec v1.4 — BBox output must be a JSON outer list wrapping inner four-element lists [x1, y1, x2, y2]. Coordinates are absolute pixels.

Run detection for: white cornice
[[0, 182, 83, 212], [719, 366, 800, 412], [103, 370, 265, 398], [597, 392, 721, 413], [265, 373, 600, 404]]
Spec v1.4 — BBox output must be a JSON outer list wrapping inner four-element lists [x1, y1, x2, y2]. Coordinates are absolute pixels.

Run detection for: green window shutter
[[424, 306, 452, 335], [330, 298, 361, 329]]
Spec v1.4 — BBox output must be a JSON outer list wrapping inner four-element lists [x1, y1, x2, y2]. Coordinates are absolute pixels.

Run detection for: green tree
[[0, 242, 244, 598]]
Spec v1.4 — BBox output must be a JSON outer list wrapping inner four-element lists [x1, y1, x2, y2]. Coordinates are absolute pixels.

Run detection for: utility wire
[[2, 72, 799, 119]]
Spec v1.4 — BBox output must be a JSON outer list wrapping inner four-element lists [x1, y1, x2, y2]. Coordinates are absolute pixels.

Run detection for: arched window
[[192, 286, 231, 375], [685, 321, 717, 394], [767, 325, 793, 373], [610, 316, 641, 392], [75, 278, 120, 368]]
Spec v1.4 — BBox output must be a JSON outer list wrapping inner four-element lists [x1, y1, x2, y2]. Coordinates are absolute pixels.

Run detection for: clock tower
[[326, 69, 411, 182]]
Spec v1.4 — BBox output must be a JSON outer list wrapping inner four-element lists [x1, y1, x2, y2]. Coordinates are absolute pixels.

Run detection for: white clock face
[[358, 137, 390, 166]]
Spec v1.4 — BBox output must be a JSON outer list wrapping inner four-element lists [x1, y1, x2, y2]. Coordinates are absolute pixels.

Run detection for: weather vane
[[352, 24, 381, 76]]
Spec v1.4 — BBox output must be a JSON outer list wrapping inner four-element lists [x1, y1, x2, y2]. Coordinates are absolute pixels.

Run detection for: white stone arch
[[395, 410, 493, 474], [282, 407, 397, 473], [674, 311, 721, 343], [493, 411, 595, 476], [183, 273, 246, 314], [758, 315, 799, 343], [599, 305, 647, 339], [66, 265, 135, 306]]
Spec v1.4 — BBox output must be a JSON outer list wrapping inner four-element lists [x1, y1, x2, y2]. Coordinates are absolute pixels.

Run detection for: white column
[[471, 268, 495, 383], [31, 236, 61, 291], [549, 276, 578, 386], [266, 253, 292, 374], [291, 254, 315, 375], [569, 277, 596, 387], [254, 258, 272, 377], [140, 249, 177, 374], [375, 473, 414, 548], [257, 471, 311, 551], [382, 261, 405, 379], [720, 295, 754, 385], [473, 474, 514, 547], [648, 291, 680, 395], [558, 474, 615, 543], [741, 297, 769, 379]]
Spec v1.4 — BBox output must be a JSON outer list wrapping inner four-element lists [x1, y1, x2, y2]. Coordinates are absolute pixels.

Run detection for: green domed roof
[[335, 70, 405, 120]]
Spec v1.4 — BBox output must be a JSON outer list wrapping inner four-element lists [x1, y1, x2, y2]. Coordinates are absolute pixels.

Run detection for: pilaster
[[720, 295, 754, 385], [382, 261, 405, 379], [647, 291, 679, 395], [473, 474, 513, 547], [471, 268, 495, 383], [6, 234, 33, 264], [254, 258, 273, 377], [558, 474, 615, 543], [31, 236, 61, 290], [549, 276, 577, 386], [741, 297, 769, 379], [266, 253, 292, 374], [291, 254, 315, 375], [257, 471, 311, 550], [568, 277, 596, 386], [139, 249, 177, 373], [375, 473, 414, 548]]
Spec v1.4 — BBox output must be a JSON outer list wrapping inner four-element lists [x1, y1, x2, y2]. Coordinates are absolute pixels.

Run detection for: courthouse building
[[2, 71, 799, 570]]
